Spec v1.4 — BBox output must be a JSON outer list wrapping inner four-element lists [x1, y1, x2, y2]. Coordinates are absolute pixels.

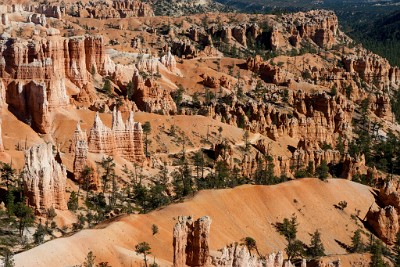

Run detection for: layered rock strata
[[83, 0, 154, 19], [87, 109, 145, 163], [0, 33, 114, 133]]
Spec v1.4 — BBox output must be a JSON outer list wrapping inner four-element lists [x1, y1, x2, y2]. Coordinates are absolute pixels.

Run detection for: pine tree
[[3, 249, 15, 267], [351, 229, 364, 253], [315, 160, 329, 181], [135, 242, 151, 267], [33, 221, 46, 244], [369, 239, 387, 267], [142, 121, 152, 157], [0, 162, 16, 190], [98, 157, 116, 194], [308, 230, 325, 258], [193, 152, 205, 180], [242, 237, 259, 256], [68, 191, 79, 211], [83, 251, 96, 267], [14, 202, 34, 237], [5, 190, 15, 218], [126, 81, 134, 100], [276, 215, 298, 242]]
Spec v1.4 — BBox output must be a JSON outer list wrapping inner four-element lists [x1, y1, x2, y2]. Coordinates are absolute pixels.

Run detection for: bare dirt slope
[[14, 179, 375, 267]]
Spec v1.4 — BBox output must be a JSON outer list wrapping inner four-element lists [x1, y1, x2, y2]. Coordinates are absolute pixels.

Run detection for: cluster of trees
[[349, 229, 391, 267], [348, 96, 400, 177], [292, 160, 329, 181], [0, 162, 38, 261], [274, 215, 325, 261]]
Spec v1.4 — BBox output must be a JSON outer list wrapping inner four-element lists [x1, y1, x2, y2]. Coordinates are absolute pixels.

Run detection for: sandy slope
[[14, 179, 375, 267]]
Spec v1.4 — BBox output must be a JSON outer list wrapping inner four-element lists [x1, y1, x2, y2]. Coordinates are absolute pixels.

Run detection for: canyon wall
[[0, 33, 114, 133], [83, 0, 154, 19]]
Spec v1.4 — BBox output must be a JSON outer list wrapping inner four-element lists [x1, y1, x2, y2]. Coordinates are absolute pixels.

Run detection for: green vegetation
[[152, 224, 159, 235], [308, 230, 325, 258], [142, 121, 152, 157], [350, 229, 365, 253], [242, 237, 259, 256], [135, 242, 151, 267]]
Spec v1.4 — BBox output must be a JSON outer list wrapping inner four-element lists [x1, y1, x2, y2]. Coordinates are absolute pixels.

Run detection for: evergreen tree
[[33, 221, 47, 244], [83, 251, 96, 267], [147, 182, 170, 210], [135, 242, 151, 267], [0, 162, 16, 190], [193, 151, 205, 180], [276, 215, 298, 242], [276, 214, 304, 260], [308, 230, 325, 258], [152, 224, 159, 235], [254, 155, 275, 185], [98, 157, 116, 194], [68, 191, 79, 211], [14, 202, 34, 237], [286, 239, 306, 261], [5, 190, 15, 218], [315, 160, 329, 181], [82, 166, 94, 202], [369, 239, 387, 267], [126, 81, 134, 100], [142, 121, 152, 157], [337, 135, 345, 156], [242, 237, 259, 256], [351, 229, 365, 253], [214, 161, 230, 189], [3, 249, 15, 267], [133, 183, 149, 213]]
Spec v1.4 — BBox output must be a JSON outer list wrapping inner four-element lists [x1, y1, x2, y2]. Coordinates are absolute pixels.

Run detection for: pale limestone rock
[[23, 143, 67, 213]]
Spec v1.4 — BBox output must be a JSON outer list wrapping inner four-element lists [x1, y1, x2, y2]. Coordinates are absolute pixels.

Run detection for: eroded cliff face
[[23, 143, 67, 213], [132, 70, 177, 114], [173, 216, 212, 267], [0, 32, 114, 133], [343, 52, 399, 90], [81, 0, 154, 19], [177, 10, 340, 59], [204, 88, 365, 178], [366, 181, 400, 244], [280, 10, 339, 49], [86, 109, 145, 163], [367, 205, 399, 245]]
